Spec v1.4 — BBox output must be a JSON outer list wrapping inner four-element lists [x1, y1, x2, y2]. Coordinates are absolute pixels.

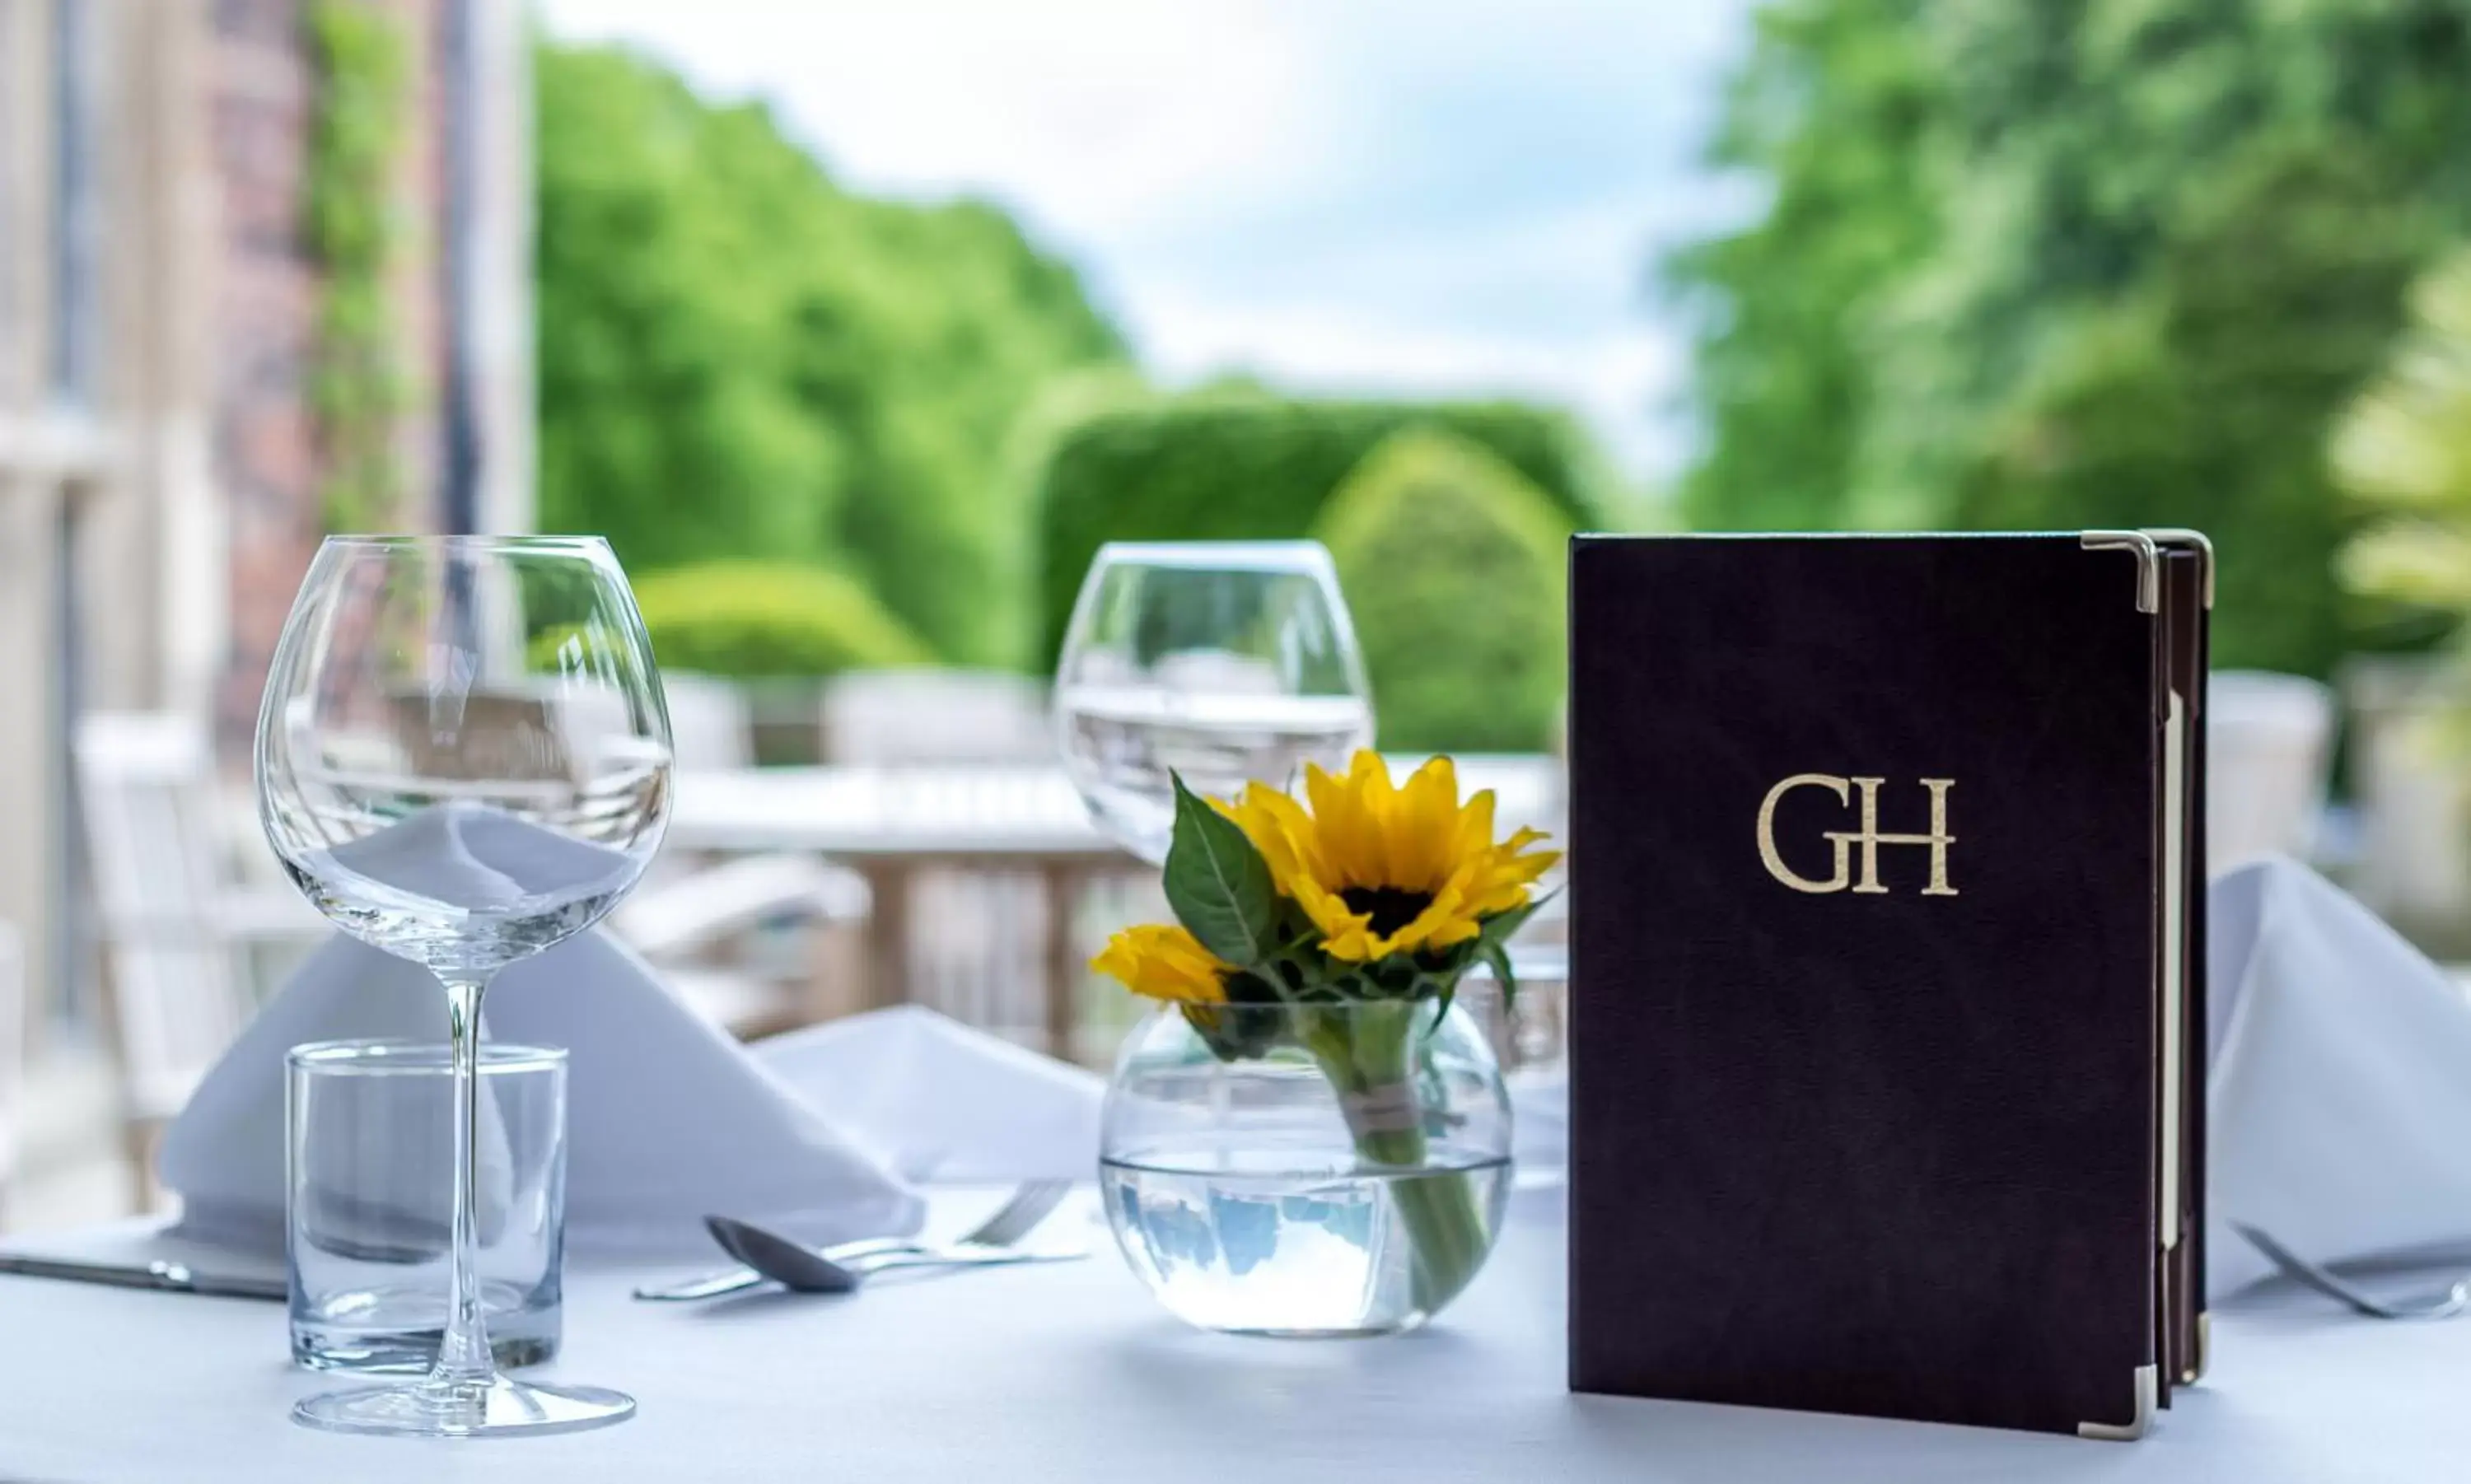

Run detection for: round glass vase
[[1100, 998, 1512, 1337]]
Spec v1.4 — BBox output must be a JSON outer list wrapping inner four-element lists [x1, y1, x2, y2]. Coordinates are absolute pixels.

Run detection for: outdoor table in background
[[667, 758, 1562, 1052]]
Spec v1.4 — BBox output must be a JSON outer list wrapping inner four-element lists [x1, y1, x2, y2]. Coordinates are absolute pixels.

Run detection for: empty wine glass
[[256, 535, 670, 1438], [1055, 541, 1372, 861]]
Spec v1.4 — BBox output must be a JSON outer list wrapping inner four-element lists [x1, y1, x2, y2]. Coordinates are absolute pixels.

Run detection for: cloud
[[538, 0, 1335, 238], [538, 0, 1750, 481]]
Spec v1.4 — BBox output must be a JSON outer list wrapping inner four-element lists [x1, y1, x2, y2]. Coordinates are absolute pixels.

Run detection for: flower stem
[[1308, 1001, 1492, 1315]]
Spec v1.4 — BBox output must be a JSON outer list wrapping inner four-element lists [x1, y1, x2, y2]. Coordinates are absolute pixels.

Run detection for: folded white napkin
[[160, 929, 925, 1260], [750, 1006, 1104, 1184], [2208, 856, 2471, 1293], [311, 800, 642, 917]]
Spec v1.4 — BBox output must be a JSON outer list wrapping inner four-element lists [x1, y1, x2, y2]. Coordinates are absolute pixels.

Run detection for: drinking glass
[[288, 1041, 568, 1374], [1055, 541, 1372, 861], [256, 534, 669, 1438]]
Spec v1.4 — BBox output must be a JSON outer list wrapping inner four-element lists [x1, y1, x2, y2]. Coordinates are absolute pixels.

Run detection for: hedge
[[1029, 389, 1610, 664], [534, 560, 932, 679], [1317, 430, 1572, 754]]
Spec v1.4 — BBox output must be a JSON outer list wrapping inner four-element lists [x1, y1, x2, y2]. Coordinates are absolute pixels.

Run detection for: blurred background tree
[[535, 41, 1126, 666], [572, 561, 932, 680], [1318, 432, 1573, 753], [1670, 0, 2471, 675], [1026, 385, 1614, 665], [2336, 250, 2471, 620], [534, 39, 1628, 752]]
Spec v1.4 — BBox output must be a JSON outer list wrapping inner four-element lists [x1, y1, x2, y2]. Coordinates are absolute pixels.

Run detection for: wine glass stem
[[430, 974, 496, 1392]]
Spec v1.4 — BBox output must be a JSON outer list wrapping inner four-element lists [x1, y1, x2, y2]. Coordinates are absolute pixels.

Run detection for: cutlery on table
[[632, 1178, 1072, 1302], [702, 1214, 1084, 1295], [2233, 1223, 2471, 1321], [0, 1254, 286, 1301]]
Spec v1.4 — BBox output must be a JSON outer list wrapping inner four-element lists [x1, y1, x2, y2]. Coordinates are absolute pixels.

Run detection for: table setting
[[12, 530, 2471, 1480]]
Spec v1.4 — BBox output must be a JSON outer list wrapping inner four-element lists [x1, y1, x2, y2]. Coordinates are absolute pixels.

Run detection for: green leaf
[[1162, 773, 1279, 967], [1475, 895, 1548, 955], [1477, 941, 1518, 1010], [1469, 893, 1552, 1013]]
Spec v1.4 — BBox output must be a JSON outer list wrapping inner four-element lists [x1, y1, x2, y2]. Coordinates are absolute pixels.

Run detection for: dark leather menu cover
[[1567, 532, 2170, 1439], [2152, 532, 2211, 1389]]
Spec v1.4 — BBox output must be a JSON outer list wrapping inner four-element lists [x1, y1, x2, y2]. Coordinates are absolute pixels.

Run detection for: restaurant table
[[672, 763, 1131, 1043], [666, 758, 1562, 1034], [1, 1185, 2463, 1482]]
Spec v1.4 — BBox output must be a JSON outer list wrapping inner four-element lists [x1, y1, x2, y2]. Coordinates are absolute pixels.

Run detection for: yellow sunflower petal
[[1394, 757, 1464, 891], [1306, 754, 1386, 887], [1091, 924, 1230, 1004], [1446, 786, 1498, 879], [1231, 747, 1558, 966], [1376, 880, 1484, 958], [1221, 785, 1307, 897], [1257, 784, 1332, 888], [1356, 751, 1406, 884], [1290, 874, 1372, 946]]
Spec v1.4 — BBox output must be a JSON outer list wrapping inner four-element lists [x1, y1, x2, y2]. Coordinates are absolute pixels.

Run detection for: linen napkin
[[750, 1006, 1105, 1184], [2208, 856, 2471, 1294], [307, 800, 643, 921], [160, 926, 925, 1261]]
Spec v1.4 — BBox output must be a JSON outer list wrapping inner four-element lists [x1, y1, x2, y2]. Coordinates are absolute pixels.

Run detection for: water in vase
[[1100, 1150, 1512, 1336]]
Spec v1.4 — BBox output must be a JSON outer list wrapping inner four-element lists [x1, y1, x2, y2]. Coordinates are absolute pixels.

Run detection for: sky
[[535, 0, 1754, 484]]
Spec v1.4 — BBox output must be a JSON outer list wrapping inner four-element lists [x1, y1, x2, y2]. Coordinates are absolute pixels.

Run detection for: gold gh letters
[[1755, 774, 1958, 897]]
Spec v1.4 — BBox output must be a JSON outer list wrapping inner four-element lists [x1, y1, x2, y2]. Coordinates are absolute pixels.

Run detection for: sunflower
[[1091, 923, 1231, 1004], [1222, 750, 1559, 963]]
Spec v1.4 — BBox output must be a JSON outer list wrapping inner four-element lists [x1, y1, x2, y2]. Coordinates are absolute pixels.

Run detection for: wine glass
[[1056, 541, 1371, 861], [256, 535, 670, 1438]]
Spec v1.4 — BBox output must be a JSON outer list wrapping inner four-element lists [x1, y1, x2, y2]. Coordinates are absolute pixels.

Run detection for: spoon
[[701, 1216, 1077, 1295]]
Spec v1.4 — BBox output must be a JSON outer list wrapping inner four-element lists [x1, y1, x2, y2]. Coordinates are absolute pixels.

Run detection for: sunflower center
[[1341, 885, 1434, 936]]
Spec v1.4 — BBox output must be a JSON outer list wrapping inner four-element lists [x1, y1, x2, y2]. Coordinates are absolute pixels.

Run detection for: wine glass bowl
[[1054, 541, 1372, 862], [255, 534, 667, 1438]]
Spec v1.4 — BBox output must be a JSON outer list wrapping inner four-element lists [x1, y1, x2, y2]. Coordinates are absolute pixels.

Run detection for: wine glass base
[[292, 1375, 635, 1439]]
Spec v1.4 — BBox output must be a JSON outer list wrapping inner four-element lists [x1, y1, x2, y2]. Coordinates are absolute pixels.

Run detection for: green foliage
[[1669, 0, 2471, 675], [1955, 140, 2431, 677], [1315, 432, 1573, 754], [2337, 248, 2471, 616], [535, 560, 932, 679], [306, 0, 407, 531], [1163, 775, 1280, 968], [1664, 0, 1940, 534], [1030, 388, 1611, 664], [535, 43, 1125, 665]]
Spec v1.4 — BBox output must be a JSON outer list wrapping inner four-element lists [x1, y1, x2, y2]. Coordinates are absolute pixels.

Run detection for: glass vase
[[1099, 999, 1511, 1337]]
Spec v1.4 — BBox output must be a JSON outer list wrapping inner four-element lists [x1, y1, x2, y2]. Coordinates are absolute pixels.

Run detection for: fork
[[633, 1178, 1072, 1301], [2233, 1222, 2471, 1321]]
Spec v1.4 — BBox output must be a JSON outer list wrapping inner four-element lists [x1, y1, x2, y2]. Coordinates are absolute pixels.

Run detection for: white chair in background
[[72, 713, 327, 1201], [2343, 660, 2471, 937], [661, 670, 761, 772], [821, 669, 1053, 765], [614, 672, 871, 1038], [820, 667, 1122, 1049], [2207, 671, 2336, 872]]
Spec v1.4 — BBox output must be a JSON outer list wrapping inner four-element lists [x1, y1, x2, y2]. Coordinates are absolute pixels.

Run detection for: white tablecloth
[[1, 1187, 2463, 1482]]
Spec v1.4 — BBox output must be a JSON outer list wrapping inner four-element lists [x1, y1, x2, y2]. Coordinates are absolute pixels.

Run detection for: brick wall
[[207, 0, 451, 749]]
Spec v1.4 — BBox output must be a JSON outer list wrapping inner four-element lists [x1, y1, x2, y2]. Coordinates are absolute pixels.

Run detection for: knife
[[0, 1254, 285, 1300]]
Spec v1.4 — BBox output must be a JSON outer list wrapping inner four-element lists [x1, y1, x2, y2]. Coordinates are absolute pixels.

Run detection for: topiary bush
[[1028, 388, 1611, 665], [1315, 431, 1573, 754], [535, 560, 932, 679]]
